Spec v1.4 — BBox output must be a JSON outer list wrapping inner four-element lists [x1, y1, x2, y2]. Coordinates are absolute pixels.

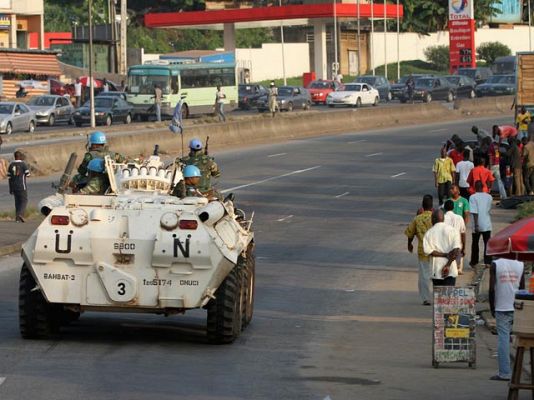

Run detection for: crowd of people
[[405, 116, 531, 382]]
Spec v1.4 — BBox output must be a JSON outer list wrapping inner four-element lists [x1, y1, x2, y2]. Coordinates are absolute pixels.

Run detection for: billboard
[[448, 0, 476, 72]]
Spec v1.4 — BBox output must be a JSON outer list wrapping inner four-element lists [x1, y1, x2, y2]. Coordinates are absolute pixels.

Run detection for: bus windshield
[[128, 73, 172, 95]]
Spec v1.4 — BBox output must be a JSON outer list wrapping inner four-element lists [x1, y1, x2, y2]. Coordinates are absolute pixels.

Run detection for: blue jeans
[[491, 165, 507, 200], [216, 102, 225, 122], [418, 259, 432, 303], [155, 103, 161, 122], [495, 311, 514, 379], [519, 129, 528, 141]]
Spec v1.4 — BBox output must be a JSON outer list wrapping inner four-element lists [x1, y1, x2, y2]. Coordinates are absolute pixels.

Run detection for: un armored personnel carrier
[[19, 153, 255, 344]]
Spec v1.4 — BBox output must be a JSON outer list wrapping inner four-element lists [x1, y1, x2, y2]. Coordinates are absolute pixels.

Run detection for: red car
[[306, 80, 339, 104]]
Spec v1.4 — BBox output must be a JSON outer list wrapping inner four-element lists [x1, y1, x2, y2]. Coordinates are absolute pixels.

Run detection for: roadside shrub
[[476, 42, 512, 65], [424, 45, 450, 71]]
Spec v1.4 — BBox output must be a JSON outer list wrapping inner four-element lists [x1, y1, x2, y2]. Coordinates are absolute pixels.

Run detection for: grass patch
[[515, 201, 534, 221], [373, 60, 448, 82], [0, 206, 41, 221]]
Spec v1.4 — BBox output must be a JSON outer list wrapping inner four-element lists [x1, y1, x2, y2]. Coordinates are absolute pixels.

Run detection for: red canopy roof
[[487, 217, 534, 261], [145, 3, 403, 29]]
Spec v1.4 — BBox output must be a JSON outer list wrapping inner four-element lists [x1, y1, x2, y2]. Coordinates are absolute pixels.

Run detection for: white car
[[326, 83, 380, 108]]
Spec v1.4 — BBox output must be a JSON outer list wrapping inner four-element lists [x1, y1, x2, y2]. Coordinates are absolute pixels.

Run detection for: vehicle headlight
[[318, 92, 324, 96], [279, 99, 285, 104], [74, 111, 80, 115], [0, 119, 6, 127], [95, 112, 105, 116]]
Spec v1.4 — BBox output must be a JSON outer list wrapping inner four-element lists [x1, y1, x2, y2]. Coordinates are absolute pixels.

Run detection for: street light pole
[[529, 0, 532, 51], [334, 0, 338, 78], [397, 0, 400, 80], [371, 0, 375, 75], [384, 0, 387, 79], [88, 0, 95, 128], [357, 0, 361, 76], [279, 0, 287, 85]]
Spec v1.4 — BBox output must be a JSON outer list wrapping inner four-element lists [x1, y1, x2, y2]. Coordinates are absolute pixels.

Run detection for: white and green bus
[[127, 61, 238, 120]]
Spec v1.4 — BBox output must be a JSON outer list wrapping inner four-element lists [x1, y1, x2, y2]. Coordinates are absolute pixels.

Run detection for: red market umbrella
[[487, 217, 534, 261], [78, 76, 102, 88]]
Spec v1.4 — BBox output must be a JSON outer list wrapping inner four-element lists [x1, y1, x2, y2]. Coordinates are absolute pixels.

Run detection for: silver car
[[27, 95, 75, 126], [0, 102, 36, 135]]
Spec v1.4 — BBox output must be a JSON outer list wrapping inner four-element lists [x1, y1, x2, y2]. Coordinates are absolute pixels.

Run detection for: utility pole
[[334, 0, 338, 79], [357, 0, 361, 76], [371, 0, 375, 75], [384, 0, 387, 79], [120, 0, 127, 75], [110, 0, 117, 73], [529, 0, 532, 51], [88, 0, 96, 128], [397, 0, 400, 80], [279, 0, 287, 85]]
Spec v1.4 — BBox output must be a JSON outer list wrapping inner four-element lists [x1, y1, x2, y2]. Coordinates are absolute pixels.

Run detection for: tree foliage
[[476, 41, 512, 64], [424, 45, 450, 71]]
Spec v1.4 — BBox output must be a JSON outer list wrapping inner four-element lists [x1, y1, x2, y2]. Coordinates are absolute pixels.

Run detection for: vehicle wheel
[[27, 121, 35, 133], [75, 122, 82, 127], [287, 102, 293, 112], [469, 89, 476, 99], [140, 115, 149, 122], [105, 115, 112, 126], [304, 101, 311, 110], [48, 114, 55, 126], [446, 91, 454, 103], [6, 122, 12, 135], [373, 96, 379, 106], [355, 97, 362, 108], [241, 243, 255, 329], [181, 104, 189, 120], [207, 263, 244, 344], [425, 93, 432, 103], [19, 263, 60, 339], [125, 113, 132, 124]]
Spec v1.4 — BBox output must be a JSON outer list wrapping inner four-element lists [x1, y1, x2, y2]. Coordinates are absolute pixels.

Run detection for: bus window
[[171, 75, 178, 94], [128, 73, 171, 95]]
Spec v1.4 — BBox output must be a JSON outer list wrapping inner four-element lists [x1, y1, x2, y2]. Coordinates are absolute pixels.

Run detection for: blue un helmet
[[189, 138, 202, 151], [183, 165, 201, 178], [89, 131, 107, 145], [87, 158, 105, 173]]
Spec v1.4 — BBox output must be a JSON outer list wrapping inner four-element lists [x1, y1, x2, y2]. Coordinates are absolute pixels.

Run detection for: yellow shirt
[[516, 112, 531, 131], [433, 157, 455, 184], [405, 211, 432, 261]]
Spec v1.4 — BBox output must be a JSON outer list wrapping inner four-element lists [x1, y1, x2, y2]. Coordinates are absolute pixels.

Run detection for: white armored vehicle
[[19, 153, 255, 344]]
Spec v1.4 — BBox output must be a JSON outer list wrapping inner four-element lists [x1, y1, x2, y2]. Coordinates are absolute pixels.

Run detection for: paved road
[[0, 115, 527, 399]]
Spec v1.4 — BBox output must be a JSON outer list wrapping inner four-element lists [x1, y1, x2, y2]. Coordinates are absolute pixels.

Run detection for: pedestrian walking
[[489, 258, 525, 381], [472, 125, 491, 146], [448, 184, 470, 224], [268, 81, 279, 117], [455, 149, 474, 199], [433, 146, 455, 206], [488, 137, 507, 200], [214, 85, 226, 122], [443, 200, 466, 274], [507, 137, 525, 196], [405, 194, 434, 305], [466, 156, 494, 195], [7, 151, 30, 223], [423, 209, 462, 287], [469, 180, 493, 267], [522, 133, 534, 195], [516, 106, 531, 140], [154, 84, 162, 122], [405, 75, 415, 103], [74, 78, 82, 108], [102, 78, 110, 93]]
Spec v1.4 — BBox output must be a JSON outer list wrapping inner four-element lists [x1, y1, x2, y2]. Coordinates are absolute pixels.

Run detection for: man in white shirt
[[443, 200, 466, 274], [489, 258, 525, 381], [423, 209, 462, 287], [455, 149, 474, 199], [74, 78, 82, 108], [469, 180, 493, 267]]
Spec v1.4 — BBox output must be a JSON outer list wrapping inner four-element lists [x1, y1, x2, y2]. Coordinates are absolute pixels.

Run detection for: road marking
[[391, 172, 406, 178], [268, 152, 287, 158], [0, 377, 5, 387], [365, 152, 383, 157], [221, 165, 321, 193], [257, 310, 431, 324], [335, 192, 349, 198], [277, 215, 294, 222], [348, 139, 366, 144], [430, 128, 447, 133]]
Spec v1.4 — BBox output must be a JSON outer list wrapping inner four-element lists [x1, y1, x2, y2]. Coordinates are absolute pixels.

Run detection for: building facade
[[0, 0, 44, 50]]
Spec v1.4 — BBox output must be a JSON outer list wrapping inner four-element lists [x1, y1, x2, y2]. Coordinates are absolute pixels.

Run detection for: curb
[[0, 241, 22, 257]]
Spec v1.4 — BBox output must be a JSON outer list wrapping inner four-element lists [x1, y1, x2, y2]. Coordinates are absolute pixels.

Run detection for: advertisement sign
[[0, 14, 10, 30], [448, 0, 476, 73]]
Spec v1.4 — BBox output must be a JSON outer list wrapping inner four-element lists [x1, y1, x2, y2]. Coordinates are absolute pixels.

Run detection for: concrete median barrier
[[454, 95, 514, 116], [18, 103, 477, 176]]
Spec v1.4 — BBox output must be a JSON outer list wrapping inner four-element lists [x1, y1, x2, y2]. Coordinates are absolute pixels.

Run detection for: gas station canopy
[[145, 3, 404, 30]]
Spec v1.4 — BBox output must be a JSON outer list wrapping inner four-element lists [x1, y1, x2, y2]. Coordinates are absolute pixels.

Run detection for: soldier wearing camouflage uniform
[[73, 131, 125, 188], [78, 158, 108, 195], [179, 138, 220, 194]]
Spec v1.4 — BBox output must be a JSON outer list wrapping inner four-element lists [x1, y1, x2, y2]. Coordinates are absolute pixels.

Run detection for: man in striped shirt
[[7, 151, 30, 223]]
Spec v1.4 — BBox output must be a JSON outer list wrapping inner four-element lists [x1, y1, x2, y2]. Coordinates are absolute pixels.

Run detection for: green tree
[[424, 45, 449, 71], [476, 41, 512, 64]]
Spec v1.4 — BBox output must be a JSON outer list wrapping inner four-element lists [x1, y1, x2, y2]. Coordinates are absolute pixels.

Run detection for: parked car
[[390, 74, 434, 100], [475, 74, 516, 97], [73, 96, 133, 127], [257, 86, 312, 112], [306, 79, 339, 104], [444, 75, 477, 99], [326, 83, 380, 107], [96, 91, 128, 102], [27, 95, 75, 126], [457, 67, 493, 85], [400, 77, 455, 103], [0, 102, 36, 134], [353, 75, 391, 102], [238, 84, 268, 109]]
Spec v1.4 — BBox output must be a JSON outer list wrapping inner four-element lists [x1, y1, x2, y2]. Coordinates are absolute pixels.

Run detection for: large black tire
[[19, 263, 60, 339], [242, 243, 256, 329], [207, 264, 244, 344]]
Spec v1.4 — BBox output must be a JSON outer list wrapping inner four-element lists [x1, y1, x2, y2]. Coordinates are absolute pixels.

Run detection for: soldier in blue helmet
[[172, 165, 204, 198], [77, 158, 108, 195], [178, 138, 220, 195]]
